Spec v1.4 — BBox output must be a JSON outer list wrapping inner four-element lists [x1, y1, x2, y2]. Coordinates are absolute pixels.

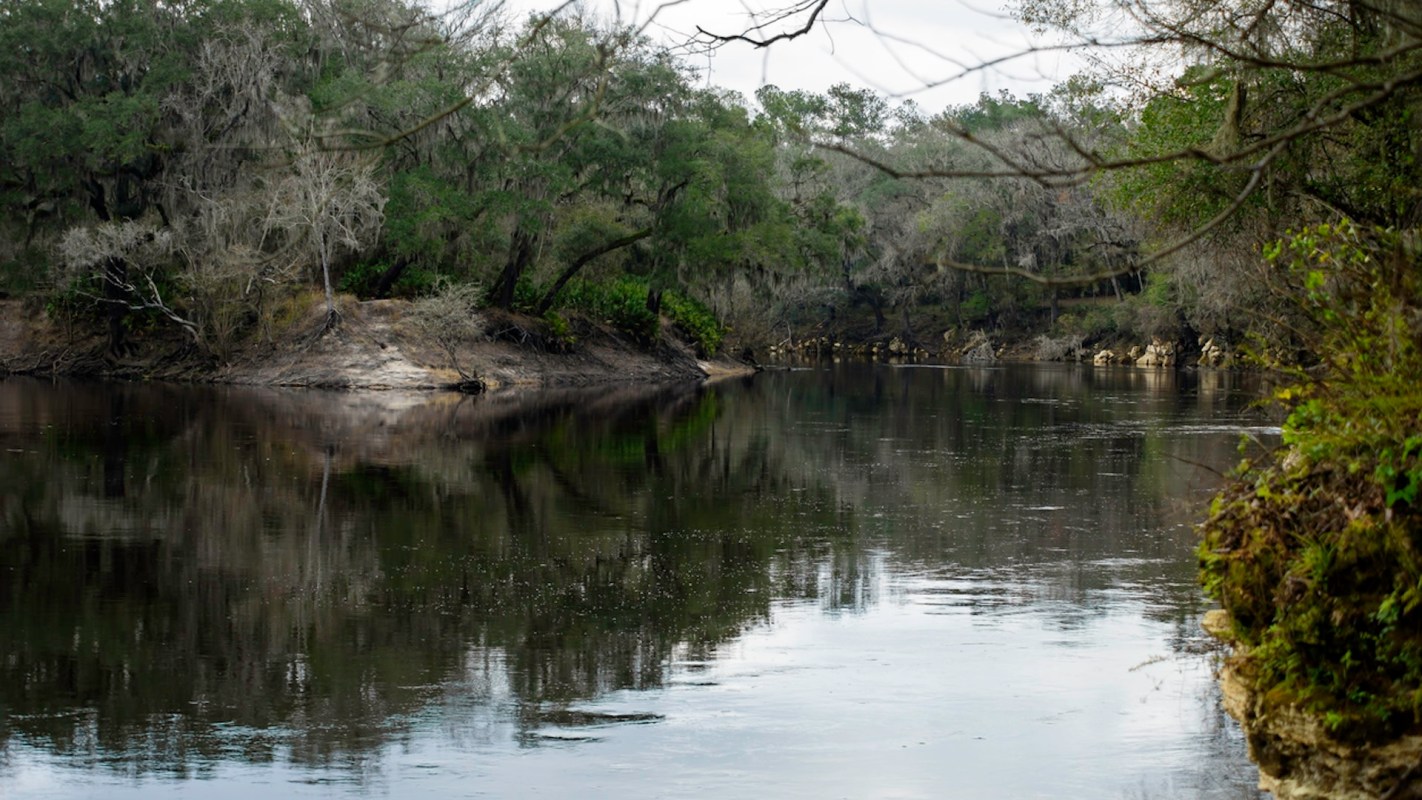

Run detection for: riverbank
[[0, 297, 755, 391], [1204, 611, 1422, 799]]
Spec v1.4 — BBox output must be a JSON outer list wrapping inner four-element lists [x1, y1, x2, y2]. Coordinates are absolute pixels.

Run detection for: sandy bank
[[0, 298, 755, 391]]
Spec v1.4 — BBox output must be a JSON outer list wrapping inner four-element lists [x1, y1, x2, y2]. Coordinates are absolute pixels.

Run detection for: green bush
[[339, 261, 438, 299], [663, 291, 725, 356], [1199, 222, 1422, 740], [557, 277, 658, 340], [509, 276, 543, 312], [0, 249, 49, 297], [961, 290, 991, 324], [542, 310, 575, 348], [1081, 307, 1117, 338]]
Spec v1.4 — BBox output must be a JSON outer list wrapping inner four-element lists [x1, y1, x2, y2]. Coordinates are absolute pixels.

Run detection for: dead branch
[[694, 0, 832, 49]]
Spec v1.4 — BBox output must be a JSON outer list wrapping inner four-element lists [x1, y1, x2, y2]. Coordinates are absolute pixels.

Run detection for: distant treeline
[[0, 0, 1416, 362]]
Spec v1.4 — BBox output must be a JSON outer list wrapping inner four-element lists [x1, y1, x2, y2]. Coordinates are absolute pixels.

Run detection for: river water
[[0, 364, 1272, 799]]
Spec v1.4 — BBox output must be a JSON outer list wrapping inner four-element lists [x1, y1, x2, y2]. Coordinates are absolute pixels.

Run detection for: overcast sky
[[489, 0, 1078, 113]]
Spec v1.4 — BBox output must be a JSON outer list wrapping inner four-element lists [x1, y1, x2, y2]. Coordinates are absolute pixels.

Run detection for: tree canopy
[[0, 0, 1417, 362]]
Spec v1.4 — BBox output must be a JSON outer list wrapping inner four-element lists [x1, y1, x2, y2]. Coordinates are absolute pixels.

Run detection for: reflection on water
[[0, 365, 1268, 798]]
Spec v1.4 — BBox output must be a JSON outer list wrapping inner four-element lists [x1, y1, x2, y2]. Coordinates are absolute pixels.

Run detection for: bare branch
[[930, 141, 1271, 287], [694, 0, 831, 49]]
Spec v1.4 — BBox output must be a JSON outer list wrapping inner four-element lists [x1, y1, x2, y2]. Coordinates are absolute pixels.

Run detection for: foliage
[[339, 260, 435, 299], [960, 290, 992, 325], [1200, 222, 1422, 739], [1108, 67, 1245, 230], [0, 250, 48, 297], [0, 0, 1415, 376], [1053, 305, 1117, 340], [556, 278, 659, 341], [663, 291, 726, 356]]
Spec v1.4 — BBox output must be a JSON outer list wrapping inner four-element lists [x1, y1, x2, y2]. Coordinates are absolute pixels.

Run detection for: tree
[[265, 147, 387, 328], [0, 0, 324, 353], [0, 0, 189, 352], [56, 220, 199, 343], [697, 0, 1421, 286]]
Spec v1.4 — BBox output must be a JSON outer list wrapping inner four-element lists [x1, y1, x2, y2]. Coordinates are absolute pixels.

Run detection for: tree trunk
[[493, 226, 538, 310], [534, 227, 653, 315], [373, 257, 411, 298], [104, 256, 128, 356], [319, 236, 336, 320]]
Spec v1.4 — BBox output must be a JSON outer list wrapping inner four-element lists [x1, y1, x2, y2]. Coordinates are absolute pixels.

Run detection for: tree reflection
[[0, 365, 1264, 776], [0, 378, 855, 771]]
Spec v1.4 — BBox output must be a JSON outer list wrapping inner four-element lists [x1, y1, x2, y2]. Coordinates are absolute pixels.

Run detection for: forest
[[0, 0, 1411, 365], [1, 0, 1421, 777]]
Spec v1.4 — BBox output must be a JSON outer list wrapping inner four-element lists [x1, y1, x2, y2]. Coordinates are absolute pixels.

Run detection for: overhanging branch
[[695, 0, 831, 49]]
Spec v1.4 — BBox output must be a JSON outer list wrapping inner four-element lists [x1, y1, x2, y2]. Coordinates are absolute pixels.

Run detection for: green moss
[[1199, 222, 1422, 741]]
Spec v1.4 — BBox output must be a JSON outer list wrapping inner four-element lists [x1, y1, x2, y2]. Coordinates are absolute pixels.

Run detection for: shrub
[[0, 248, 49, 297], [340, 261, 438, 299], [663, 291, 725, 356], [961, 290, 991, 324], [1199, 222, 1422, 740], [558, 277, 658, 340]]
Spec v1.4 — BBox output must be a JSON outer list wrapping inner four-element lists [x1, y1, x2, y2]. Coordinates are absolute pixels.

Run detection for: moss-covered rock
[[1199, 222, 1422, 786]]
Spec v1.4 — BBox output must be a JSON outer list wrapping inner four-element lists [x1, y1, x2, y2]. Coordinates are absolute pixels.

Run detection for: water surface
[[0, 364, 1271, 798]]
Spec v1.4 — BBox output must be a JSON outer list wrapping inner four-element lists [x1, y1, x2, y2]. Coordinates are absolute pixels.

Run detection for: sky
[[489, 0, 1081, 113]]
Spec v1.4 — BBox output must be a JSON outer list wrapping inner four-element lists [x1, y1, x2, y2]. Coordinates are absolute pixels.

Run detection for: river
[[0, 364, 1272, 798]]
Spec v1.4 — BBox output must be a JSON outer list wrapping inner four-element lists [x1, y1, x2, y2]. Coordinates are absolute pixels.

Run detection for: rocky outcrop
[[1135, 338, 1177, 367], [1091, 337, 1229, 368], [1199, 336, 1231, 367], [1204, 610, 1422, 800], [960, 331, 998, 365]]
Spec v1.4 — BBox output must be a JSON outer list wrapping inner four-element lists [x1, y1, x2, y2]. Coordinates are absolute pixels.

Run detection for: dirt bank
[[0, 298, 754, 391]]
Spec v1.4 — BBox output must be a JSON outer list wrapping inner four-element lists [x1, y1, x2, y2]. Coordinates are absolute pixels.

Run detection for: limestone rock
[[1093, 349, 1114, 366], [1199, 337, 1230, 367], [1135, 338, 1177, 368], [1205, 612, 1422, 800], [960, 331, 997, 365]]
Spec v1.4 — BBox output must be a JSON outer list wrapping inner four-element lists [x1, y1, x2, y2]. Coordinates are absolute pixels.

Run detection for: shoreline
[[0, 298, 756, 393], [1203, 610, 1422, 799]]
